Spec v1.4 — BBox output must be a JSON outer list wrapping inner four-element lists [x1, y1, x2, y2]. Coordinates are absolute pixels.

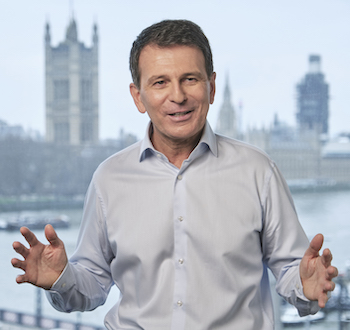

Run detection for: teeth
[[171, 111, 191, 116]]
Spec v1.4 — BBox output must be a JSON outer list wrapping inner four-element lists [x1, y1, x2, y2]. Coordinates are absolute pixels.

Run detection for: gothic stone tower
[[216, 76, 237, 139], [296, 55, 329, 136], [45, 18, 99, 145]]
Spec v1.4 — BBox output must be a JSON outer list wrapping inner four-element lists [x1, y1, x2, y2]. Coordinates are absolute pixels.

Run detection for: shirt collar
[[139, 121, 218, 162]]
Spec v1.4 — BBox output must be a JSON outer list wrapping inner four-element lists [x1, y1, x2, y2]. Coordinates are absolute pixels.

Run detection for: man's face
[[130, 44, 216, 149]]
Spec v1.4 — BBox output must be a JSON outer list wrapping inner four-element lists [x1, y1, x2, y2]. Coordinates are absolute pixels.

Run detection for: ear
[[130, 83, 147, 114], [209, 72, 216, 104]]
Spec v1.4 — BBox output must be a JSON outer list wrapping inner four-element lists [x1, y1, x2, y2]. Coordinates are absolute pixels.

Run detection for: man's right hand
[[11, 224, 68, 290]]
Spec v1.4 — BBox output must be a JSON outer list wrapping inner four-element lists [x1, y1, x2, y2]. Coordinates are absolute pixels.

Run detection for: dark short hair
[[129, 19, 214, 89]]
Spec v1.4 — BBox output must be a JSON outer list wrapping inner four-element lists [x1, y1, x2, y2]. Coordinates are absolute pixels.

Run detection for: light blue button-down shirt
[[47, 122, 319, 329]]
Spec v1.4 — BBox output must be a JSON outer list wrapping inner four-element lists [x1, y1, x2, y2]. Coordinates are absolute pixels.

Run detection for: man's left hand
[[300, 233, 338, 308]]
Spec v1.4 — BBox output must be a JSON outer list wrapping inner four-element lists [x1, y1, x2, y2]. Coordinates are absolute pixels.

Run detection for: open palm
[[300, 234, 338, 308], [11, 225, 68, 290]]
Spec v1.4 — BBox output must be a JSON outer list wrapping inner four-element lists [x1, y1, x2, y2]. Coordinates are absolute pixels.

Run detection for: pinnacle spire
[[224, 72, 231, 102], [66, 18, 78, 42], [216, 74, 237, 139], [45, 20, 51, 44]]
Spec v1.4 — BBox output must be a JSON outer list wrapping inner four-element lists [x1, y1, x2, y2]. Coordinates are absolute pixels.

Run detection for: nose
[[169, 82, 187, 104]]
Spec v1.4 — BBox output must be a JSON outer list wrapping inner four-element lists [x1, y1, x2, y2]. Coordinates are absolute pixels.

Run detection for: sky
[[0, 0, 349, 140]]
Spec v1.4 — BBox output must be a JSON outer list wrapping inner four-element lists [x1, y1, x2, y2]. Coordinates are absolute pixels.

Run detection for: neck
[[150, 125, 203, 169]]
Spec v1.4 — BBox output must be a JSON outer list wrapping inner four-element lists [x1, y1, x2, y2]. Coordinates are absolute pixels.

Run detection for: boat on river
[[1, 214, 70, 231], [281, 305, 325, 325]]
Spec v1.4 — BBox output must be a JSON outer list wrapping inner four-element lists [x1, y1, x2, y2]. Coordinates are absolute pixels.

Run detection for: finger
[[326, 266, 338, 280], [318, 292, 328, 309], [318, 299, 326, 309], [330, 281, 336, 292], [20, 227, 39, 247], [12, 241, 29, 259], [332, 266, 338, 278], [11, 258, 26, 271], [323, 279, 335, 292], [15, 274, 29, 285], [304, 233, 324, 258], [321, 248, 332, 268], [45, 224, 62, 248]]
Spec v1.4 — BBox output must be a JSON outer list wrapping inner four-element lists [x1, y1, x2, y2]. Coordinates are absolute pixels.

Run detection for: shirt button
[[178, 258, 184, 264], [178, 216, 183, 222], [156, 153, 162, 158], [177, 174, 183, 181], [177, 300, 183, 307]]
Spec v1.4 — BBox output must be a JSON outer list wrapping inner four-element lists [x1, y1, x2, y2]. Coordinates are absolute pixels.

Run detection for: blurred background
[[0, 1, 350, 329]]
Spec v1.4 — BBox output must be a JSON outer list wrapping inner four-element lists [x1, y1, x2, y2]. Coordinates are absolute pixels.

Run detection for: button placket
[[171, 171, 188, 329]]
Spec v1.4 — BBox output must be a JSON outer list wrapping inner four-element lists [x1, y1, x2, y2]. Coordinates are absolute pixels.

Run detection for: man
[[12, 19, 337, 329]]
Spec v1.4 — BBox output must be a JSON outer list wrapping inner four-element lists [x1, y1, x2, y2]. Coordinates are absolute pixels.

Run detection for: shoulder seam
[[91, 175, 107, 221]]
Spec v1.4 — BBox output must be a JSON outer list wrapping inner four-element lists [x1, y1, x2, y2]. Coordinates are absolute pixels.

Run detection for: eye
[[184, 77, 197, 83], [154, 80, 165, 86]]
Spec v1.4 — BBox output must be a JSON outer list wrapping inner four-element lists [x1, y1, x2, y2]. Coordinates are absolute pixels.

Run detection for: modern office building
[[45, 18, 99, 145]]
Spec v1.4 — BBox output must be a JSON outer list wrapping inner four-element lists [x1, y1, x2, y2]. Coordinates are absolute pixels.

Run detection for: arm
[[300, 233, 338, 308], [12, 178, 114, 313], [46, 179, 114, 312], [261, 164, 335, 314]]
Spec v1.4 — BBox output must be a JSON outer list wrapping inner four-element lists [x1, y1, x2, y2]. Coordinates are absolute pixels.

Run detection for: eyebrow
[[147, 75, 168, 85], [147, 71, 206, 85], [182, 71, 206, 80]]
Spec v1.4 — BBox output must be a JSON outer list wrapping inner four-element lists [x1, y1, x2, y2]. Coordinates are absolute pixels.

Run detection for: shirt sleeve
[[46, 177, 114, 312], [261, 163, 320, 316]]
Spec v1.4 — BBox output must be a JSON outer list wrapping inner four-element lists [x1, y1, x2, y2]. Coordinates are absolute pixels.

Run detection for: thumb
[[45, 224, 62, 248], [304, 233, 324, 258]]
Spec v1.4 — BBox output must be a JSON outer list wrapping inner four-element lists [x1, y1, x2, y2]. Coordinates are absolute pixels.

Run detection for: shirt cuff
[[50, 262, 75, 294], [295, 270, 321, 316]]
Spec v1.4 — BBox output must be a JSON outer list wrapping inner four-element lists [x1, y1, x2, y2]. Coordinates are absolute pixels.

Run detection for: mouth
[[169, 110, 193, 117]]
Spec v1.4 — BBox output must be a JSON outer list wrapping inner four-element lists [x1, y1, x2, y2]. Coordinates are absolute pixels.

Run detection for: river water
[[1, 189, 349, 329]]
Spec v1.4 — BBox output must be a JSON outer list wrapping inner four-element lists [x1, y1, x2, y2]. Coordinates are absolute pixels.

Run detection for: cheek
[[141, 92, 165, 110], [196, 90, 211, 107]]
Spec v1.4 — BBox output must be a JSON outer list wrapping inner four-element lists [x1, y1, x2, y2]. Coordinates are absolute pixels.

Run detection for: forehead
[[138, 44, 206, 78]]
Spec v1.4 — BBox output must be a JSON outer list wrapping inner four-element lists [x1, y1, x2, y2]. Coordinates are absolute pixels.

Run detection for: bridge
[[0, 308, 104, 330]]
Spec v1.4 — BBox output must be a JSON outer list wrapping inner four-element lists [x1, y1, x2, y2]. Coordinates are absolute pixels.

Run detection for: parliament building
[[217, 56, 350, 189], [45, 18, 99, 146]]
